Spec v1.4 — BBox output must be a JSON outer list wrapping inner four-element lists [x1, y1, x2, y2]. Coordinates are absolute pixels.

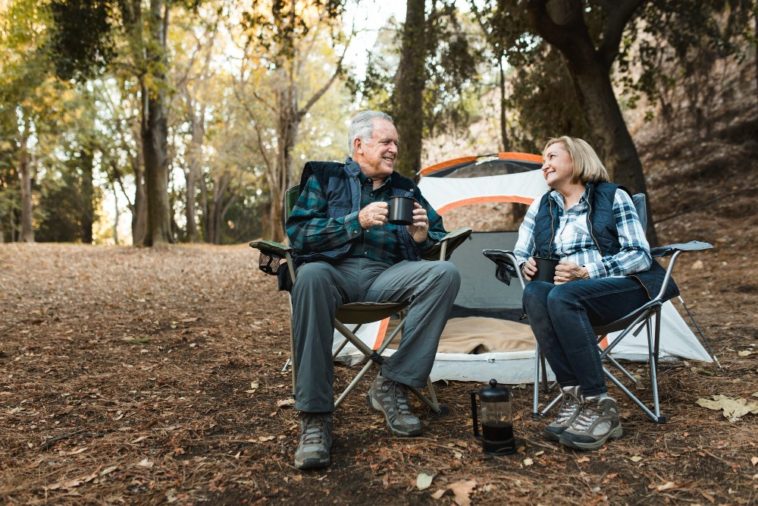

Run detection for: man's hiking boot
[[559, 396, 623, 451], [367, 374, 422, 437], [544, 385, 582, 442], [294, 413, 333, 470]]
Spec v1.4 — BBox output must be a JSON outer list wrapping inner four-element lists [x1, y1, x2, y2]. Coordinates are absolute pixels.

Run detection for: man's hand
[[521, 257, 537, 281], [554, 261, 590, 284], [359, 201, 389, 229], [407, 202, 429, 243]]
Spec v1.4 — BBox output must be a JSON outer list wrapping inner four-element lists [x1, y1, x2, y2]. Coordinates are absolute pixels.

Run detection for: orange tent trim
[[436, 195, 536, 215]]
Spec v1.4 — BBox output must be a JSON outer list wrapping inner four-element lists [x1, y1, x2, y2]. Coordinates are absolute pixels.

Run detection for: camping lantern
[[470, 379, 516, 455]]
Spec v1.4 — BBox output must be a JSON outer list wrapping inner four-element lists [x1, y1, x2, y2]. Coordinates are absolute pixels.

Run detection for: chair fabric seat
[[336, 302, 409, 324]]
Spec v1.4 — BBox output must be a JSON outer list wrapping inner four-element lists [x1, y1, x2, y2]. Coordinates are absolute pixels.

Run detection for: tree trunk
[[392, 0, 426, 177], [80, 147, 94, 244], [498, 56, 508, 151], [19, 125, 34, 243], [184, 108, 204, 242], [271, 81, 300, 243], [132, 150, 148, 245], [526, 0, 657, 244], [141, 0, 172, 246]]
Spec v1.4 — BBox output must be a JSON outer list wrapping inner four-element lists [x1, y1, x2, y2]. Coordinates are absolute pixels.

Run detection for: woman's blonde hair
[[543, 136, 609, 183]]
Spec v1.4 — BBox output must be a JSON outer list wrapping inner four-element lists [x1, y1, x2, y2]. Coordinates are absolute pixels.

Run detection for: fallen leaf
[[258, 435, 275, 442], [738, 350, 752, 357], [696, 395, 758, 421], [576, 456, 590, 463], [522, 457, 533, 467], [431, 489, 447, 500], [100, 465, 118, 476], [449, 480, 476, 506], [630, 455, 643, 462], [650, 481, 678, 491], [137, 458, 154, 468], [416, 472, 435, 490], [751, 456, 758, 466], [245, 381, 259, 394], [276, 398, 295, 408], [131, 436, 148, 444]]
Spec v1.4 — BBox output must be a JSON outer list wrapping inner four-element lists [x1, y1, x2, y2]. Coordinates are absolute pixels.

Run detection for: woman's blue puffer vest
[[533, 181, 679, 301]]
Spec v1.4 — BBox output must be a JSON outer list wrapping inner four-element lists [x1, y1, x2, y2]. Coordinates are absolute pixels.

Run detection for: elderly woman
[[514, 136, 678, 451]]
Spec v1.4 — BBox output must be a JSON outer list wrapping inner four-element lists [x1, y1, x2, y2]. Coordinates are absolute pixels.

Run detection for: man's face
[[353, 119, 398, 180]]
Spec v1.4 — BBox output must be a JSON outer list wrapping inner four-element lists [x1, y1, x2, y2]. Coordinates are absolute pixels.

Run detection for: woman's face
[[541, 142, 574, 189]]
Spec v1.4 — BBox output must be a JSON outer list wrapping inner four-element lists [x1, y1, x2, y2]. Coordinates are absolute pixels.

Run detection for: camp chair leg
[[335, 359, 378, 409], [408, 381, 442, 415], [604, 367, 665, 423], [539, 392, 562, 418], [648, 309, 663, 421], [605, 354, 641, 387], [532, 346, 542, 418]]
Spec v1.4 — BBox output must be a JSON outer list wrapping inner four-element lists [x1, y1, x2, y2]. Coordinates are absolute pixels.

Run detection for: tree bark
[[185, 103, 204, 242], [526, 0, 657, 243], [80, 147, 94, 244], [141, 0, 172, 246], [498, 57, 508, 151], [19, 117, 34, 243], [392, 0, 426, 177]]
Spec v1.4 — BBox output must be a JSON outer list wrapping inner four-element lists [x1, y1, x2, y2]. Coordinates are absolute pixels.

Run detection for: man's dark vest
[[533, 181, 679, 301], [290, 160, 423, 265]]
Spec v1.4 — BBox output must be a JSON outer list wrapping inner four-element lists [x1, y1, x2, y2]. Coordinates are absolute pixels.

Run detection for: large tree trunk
[[526, 0, 657, 244], [141, 0, 172, 246], [392, 0, 426, 177], [19, 124, 34, 243], [80, 147, 94, 244]]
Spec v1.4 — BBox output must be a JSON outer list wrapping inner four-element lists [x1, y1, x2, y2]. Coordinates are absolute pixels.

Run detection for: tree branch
[[597, 0, 644, 69]]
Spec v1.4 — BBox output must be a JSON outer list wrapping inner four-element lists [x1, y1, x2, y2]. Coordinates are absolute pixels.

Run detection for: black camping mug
[[388, 196, 415, 225], [533, 257, 559, 283]]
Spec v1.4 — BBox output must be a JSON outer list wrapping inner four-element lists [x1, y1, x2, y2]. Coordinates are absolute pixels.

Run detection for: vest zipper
[[548, 197, 555, 257]]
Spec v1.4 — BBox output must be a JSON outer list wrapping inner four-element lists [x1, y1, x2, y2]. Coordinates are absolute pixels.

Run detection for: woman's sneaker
[[544, 385, 582, 441], [559, 396, 623, 451]]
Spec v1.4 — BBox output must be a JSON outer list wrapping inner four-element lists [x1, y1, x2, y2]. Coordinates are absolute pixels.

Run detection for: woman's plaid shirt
[[513, 188, 652, 278]]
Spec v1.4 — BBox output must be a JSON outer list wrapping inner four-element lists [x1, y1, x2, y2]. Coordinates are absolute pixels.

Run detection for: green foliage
[[506, 47, 592, 152], [48, 0, 115, 81], [36, 162, 102, 242]]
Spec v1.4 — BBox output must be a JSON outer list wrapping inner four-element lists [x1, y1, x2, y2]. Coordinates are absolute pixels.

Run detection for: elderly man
[[286, 110, 461, 469]]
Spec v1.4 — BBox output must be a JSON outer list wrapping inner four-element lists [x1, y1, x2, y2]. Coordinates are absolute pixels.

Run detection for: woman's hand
[[521, 257, 537, 281], [554, 261, 590, 284]]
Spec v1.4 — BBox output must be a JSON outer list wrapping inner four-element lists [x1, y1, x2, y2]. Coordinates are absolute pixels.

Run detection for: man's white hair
[[348, 110, 394, 156]]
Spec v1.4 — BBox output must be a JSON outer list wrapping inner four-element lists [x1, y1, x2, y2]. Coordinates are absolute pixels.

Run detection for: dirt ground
[[2, 110, 758, 505], [1, 217, 757, 505]]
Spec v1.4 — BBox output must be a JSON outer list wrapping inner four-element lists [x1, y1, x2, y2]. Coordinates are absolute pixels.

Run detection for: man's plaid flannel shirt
[[287, 167, 447, 265]]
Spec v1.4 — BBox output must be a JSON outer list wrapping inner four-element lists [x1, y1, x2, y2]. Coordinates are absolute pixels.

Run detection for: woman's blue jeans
[[522, 277, 649, 396]]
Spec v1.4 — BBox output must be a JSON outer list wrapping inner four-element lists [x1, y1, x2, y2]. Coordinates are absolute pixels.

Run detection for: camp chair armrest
[[423, 227, 473, 260], [651, 240, 713, 258], [482, 249, 526, 288], [249, 240, 292, 258]]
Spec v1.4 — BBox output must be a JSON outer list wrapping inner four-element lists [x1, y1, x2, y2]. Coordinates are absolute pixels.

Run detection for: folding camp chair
[[251, 169, 472, 414], [484, 193, 713, 423]]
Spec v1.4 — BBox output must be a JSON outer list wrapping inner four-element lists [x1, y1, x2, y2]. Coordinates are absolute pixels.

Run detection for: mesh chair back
[[632, 193, 647, 232]]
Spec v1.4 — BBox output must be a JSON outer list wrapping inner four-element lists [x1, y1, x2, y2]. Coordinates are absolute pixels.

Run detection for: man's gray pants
[[291, 257, 461, 413]]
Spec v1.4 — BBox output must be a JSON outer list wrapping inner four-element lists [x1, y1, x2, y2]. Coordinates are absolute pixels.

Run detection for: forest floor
[[2, 114, 758, 504]]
